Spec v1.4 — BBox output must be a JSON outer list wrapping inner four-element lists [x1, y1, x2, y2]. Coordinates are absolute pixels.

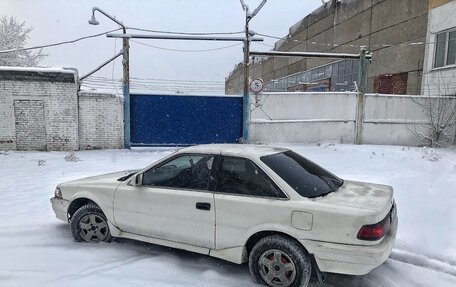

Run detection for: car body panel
[[57, 171, 131, 224], [113, 182, 216, 249], [107, 221, 211, 255], [50, 197, 69, 222], [316, 180, 394, 221], [301, 205, 398, 275]]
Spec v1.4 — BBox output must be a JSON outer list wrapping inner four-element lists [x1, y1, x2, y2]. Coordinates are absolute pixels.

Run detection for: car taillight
[[357, 214, 391, 241]]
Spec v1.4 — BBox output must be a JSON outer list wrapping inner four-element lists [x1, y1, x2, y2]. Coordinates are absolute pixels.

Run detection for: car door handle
[[195, 202, 211, 211]]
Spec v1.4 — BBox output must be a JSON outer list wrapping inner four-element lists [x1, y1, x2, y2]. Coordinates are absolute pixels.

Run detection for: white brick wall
[[0, 67, 79, 151], [78, 92, 124, 150], [14, 100, 46, 150]]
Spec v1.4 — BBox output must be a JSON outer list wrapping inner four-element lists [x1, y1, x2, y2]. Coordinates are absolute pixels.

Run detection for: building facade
[[225, 0, 429, 95], [421, 0, 456, 96]]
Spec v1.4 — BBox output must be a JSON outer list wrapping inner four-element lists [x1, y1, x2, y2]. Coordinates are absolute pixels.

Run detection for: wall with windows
[[249, 92, 456, 146], [263, 60, 360, 93], [422, 0, 456, 96], [226, 0, 429, 95]]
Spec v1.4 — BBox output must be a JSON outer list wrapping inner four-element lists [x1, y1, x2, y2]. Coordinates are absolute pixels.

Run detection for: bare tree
[[0, 16, 46, 66], [411, 75, 456, 147]]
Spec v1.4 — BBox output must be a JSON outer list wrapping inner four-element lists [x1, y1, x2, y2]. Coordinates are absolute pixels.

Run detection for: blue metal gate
[[130, 94, 242, 146]]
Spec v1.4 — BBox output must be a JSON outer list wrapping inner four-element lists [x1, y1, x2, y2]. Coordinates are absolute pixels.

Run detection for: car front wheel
[[70, 204, 112, 243], [249, 235, 311, 287]]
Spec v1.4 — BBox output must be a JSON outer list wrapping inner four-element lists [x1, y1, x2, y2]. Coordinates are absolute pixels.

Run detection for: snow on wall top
[[0, 66, 76, 74], [0, 66, 77, 83]]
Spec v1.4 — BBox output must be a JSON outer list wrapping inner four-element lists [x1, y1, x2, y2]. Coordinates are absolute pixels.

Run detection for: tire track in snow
[[389, 249, 456, 276], [53, 254, 150, 281]]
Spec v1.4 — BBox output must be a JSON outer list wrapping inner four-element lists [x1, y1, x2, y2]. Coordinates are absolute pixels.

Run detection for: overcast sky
[[1, 0, 322, 92]]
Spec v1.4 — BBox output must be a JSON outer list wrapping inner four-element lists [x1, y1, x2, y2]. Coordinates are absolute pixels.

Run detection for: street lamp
[[240, 0, 267, 143], [88, 7, 131, 149]]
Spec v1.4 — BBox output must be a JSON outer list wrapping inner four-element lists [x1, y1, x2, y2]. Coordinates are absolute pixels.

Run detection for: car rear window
[[261, 151, 344, 198]]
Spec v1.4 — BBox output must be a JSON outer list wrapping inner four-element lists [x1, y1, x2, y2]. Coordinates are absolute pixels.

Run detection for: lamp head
[[88, 14, 99, 25]]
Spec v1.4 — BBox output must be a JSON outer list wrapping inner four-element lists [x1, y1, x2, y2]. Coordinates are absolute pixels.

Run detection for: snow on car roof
[[179, 144, 289, 157]]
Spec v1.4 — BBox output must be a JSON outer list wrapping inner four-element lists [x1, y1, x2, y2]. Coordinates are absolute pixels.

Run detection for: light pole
[[89, 7, 131, 149], [240, 0, 267, 143]]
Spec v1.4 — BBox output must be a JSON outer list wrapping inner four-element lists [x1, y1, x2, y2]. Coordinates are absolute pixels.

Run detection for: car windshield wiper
[[117, 172, 137, 182]]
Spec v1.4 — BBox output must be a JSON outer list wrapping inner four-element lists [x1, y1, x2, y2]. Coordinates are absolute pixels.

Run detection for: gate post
[[355, 47, 367, 145]]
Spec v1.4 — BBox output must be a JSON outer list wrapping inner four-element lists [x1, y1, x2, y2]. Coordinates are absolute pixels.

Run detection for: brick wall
[[0, 67, 79, 151], [78, 92, 124, 150], [14, 100, 46, 150], [0, 68, 126, 151]]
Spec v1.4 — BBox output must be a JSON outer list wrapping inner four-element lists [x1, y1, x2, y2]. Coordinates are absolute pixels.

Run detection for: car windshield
[[261, 151, 344, 198]]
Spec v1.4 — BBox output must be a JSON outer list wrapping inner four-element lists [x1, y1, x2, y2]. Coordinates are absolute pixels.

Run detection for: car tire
[[70, 204, 113, 243], [249, 235, 312, 287]]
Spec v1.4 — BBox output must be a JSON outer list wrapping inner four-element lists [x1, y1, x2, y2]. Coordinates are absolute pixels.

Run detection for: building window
[[434, 29, 456, 68]]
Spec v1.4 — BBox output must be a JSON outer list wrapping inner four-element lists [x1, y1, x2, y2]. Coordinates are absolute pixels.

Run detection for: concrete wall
[[249, 92, 456, 146], [226, 0, 429, 95], [421, 0, 456, 96], [250, 92, 356, 143], [0, 67, 79, 151], [78, 92, 124, 150]]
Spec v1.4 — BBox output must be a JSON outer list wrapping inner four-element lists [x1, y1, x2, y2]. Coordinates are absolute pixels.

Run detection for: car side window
[[217, 156, 286, 198], [142, 154, 214, 191]]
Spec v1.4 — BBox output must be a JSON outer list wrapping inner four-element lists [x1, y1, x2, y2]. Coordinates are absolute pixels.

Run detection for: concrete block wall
[[249, 92, 357, 144], [226, 0, 429, 95], [78, 92, 124, 150], [249, 92, 456, 146], [0, 67, 79, 151]]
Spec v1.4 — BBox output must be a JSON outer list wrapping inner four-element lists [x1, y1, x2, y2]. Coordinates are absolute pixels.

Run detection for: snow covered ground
[[0, 144, 455, 287]]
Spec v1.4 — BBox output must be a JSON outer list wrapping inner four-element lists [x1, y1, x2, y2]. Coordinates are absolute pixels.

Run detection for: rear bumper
[[300, 210, 398, 275], [50, 197, 70, 222]]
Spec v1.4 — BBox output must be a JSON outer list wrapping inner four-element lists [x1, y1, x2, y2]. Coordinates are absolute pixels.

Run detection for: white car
[[51, 144, 397, 287]]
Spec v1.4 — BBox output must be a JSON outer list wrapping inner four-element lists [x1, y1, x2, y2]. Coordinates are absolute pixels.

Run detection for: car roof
[[177, 144, 289, 157]]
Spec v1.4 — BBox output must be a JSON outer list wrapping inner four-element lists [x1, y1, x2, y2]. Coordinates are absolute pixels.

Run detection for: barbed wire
[[126, 27, 244, 36], [131, 40, 242, 53], [80, 75, 226, 93]]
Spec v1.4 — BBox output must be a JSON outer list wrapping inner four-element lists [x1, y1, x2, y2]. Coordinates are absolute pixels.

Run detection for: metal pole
[[80, 50, 123, 81], [123, 37, 131, 149], [106, 33, 263, 42], [355, 47, 367, 145], [249, 50, 373, 60], [240, 0, 267, 143], [90, 7, 131, 149], [242, 8, 251, 143]]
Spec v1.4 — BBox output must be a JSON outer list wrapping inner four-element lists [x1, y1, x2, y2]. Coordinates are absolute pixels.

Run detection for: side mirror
[[134, 174, 143, 186]]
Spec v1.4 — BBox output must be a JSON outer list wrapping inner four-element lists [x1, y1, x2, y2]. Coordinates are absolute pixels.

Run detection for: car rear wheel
[[70, 204, 112, 243], [249, 235, 311, 287]]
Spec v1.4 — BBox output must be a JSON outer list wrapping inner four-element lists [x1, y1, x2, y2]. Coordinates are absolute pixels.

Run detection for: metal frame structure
[[88, 7, 131, 148]]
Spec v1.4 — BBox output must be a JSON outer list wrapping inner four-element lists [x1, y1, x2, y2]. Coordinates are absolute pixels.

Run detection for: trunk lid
[[316, 180, 394, 219]]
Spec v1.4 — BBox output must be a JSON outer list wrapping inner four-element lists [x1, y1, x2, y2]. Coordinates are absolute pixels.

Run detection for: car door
[[213, 156, 291, 250], [113, 154, 216, 249]]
